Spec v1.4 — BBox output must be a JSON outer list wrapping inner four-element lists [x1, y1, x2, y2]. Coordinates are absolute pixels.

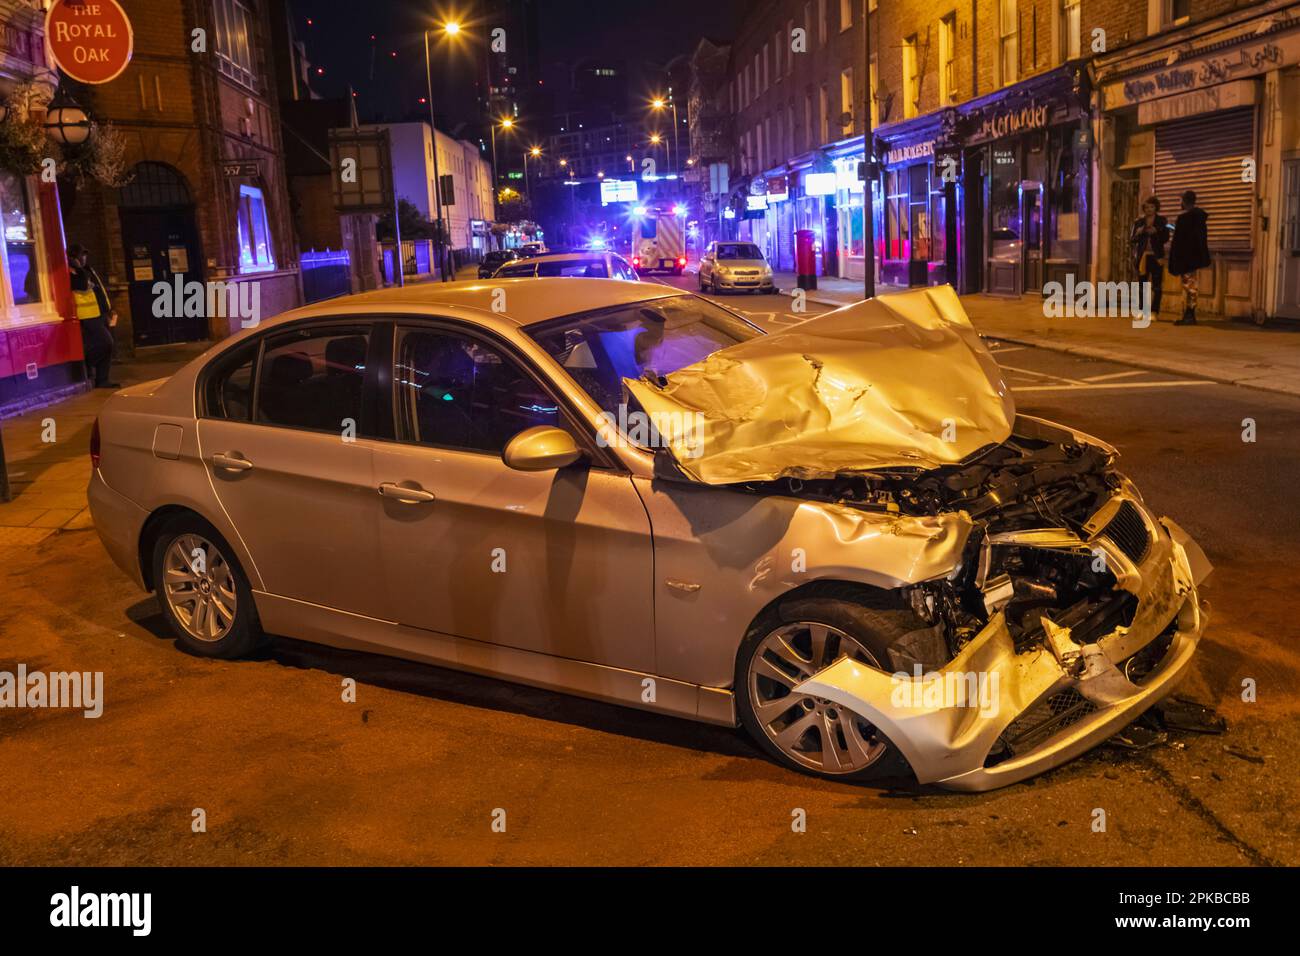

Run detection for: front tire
[[735, 589, 921, 781], [151, 515, 264, 659]]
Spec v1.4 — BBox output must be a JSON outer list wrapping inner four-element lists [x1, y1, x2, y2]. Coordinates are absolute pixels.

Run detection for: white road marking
[[998, 363, 1091, 386], [1082, 369, 1147, 383], [1013, 380, 1215, 392]]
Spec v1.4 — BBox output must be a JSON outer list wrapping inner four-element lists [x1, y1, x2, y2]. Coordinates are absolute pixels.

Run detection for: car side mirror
[[502, 425, 584, 471]]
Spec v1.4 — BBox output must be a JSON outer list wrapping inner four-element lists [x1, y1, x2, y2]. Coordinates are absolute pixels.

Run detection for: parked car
[[517, 242, 547, 258], [478, 249, 519, 278], [492, 251, 638, 280], [698, 241, 776, 294], [88, 280, 1209, 790]]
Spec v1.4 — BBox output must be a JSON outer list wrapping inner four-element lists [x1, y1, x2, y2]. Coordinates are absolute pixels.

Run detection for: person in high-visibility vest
[[69, 244, 119, 389]]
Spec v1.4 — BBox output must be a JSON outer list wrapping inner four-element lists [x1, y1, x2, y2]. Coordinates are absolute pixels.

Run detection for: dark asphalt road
[[1, 279, 1295, 866]]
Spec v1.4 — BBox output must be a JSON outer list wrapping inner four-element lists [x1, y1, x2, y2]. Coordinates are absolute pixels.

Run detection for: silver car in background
[[698, 241, 776, 294]]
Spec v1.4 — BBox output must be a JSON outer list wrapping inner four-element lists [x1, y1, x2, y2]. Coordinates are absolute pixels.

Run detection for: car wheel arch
[[138, 505, 254, 592], [732, 578, 909, 683]]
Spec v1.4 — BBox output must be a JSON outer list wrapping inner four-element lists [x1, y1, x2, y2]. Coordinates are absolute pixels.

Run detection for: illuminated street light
[[443, 20, 461, 36], [523, 146, 541, 202], [650, 94, 680, 174]]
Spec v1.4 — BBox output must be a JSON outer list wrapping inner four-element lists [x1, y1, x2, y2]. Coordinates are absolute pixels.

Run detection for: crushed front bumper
[[794, 498, 1210, 791]]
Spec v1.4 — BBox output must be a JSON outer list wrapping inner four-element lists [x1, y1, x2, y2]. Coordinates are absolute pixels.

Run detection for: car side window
[[256, 325, 372, 434], [396, 328, 561, 454], [205, 340, 258, 421]]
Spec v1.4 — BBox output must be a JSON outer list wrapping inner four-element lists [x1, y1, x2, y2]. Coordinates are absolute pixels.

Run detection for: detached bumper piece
[[794, 496, 1210, 791]]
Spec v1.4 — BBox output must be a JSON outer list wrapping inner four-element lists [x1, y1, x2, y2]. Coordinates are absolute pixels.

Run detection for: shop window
[[940, 14, 957, 104], [931, 175, 947, 264], [990, 146, 1022, 261], [213, 0, 257, 89], [999, 0, 1019, 86], [0, 171, 42, 307], [886, 170, 907, 260], [236, 184, 276, 274], [1052, 135, 1081, 261], [909, 164, 930, 261]]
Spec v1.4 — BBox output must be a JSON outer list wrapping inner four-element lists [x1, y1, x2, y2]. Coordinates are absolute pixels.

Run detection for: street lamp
[[524, 145, 540, 202], [491, 116, 515, 194], [424, 19, 464, 282], [650, 94, 679, 175], [626, 154, 634, 172], [44, 96, 91, 146]]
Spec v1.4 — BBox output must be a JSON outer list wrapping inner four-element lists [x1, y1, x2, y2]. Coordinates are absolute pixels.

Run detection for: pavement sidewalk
[[0, 343, 209, 550], [770, 270, 1300, 398]]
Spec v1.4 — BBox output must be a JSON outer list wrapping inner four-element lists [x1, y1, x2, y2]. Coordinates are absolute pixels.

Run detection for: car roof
[[255, 277, 681, 330], [514, 251, 623, 264]]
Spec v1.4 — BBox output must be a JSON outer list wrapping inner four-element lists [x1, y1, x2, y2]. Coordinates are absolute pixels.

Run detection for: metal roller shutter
[[1154, 108, 1255, 250]]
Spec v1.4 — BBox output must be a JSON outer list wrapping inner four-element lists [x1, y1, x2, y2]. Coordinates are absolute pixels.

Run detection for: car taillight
[[90, 417, 101, 469], [677, 257, 687, 266]]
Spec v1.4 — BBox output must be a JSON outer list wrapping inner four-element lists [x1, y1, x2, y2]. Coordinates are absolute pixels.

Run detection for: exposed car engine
[[743, 428, 1139, 662]]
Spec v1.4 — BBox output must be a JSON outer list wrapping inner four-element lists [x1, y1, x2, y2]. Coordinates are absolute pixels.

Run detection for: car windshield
[[717, 243, 763, 260], [527, 294, 762, 418]]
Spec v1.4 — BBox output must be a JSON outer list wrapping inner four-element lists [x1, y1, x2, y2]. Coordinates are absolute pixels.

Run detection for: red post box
[[795, 229, 817, 291]]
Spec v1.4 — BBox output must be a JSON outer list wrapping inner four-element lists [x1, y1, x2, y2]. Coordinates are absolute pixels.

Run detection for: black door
[[120, 208, 207, 346]]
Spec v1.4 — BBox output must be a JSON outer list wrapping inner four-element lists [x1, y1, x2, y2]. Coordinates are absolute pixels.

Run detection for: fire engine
[[631, 199, 688, 275]]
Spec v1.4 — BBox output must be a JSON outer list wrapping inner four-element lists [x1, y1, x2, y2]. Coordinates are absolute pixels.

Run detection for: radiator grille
[[1102, 500, 1151, 564]]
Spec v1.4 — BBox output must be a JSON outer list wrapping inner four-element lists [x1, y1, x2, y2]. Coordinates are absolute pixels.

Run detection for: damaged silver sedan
[[91, 279, 1209, 791]]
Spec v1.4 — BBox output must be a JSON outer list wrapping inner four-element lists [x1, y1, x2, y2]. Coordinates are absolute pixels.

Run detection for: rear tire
[[735, 587, 921, 781], [150, 514, 264, 659]]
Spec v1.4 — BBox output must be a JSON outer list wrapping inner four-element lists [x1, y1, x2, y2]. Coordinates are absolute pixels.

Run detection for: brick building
[[724, 0, 879, 278], [712, 0, 1298, 320], [65, 0, 300, 349]]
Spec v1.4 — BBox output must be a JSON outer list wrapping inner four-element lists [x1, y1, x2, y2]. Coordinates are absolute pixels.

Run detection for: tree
[[377, 198, 439, 241], [496, 189, 533, 224]]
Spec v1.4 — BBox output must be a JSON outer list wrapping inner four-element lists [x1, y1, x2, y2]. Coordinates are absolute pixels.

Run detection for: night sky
[[288, 0, 744, 132]]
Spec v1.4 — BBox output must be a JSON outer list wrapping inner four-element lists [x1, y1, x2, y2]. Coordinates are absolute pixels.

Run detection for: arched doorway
[[117, 162, 206, 345]]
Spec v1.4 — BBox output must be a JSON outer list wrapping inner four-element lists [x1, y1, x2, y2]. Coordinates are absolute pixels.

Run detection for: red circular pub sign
[[45, 0, 134, 85]]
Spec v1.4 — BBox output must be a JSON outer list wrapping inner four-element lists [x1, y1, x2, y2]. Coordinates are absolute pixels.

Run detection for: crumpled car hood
[[624, 285, 1014, 484]]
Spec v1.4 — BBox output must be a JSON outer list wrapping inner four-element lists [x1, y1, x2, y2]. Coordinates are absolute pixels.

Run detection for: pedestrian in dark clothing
[[1130, 196, 1169, 318], [1167, 190, 1212, 325], [68, 244, 119, 388]]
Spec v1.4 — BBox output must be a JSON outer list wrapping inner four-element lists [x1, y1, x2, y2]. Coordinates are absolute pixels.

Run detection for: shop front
[[829, 143, 867, 283], [1094, 3, 1300, 321], [0, 12, 79, 418], [957, 65, 1091, 297], [872, 113, 952, 289]]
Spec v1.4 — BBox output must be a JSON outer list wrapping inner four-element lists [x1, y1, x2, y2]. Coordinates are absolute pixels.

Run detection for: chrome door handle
[[212, 452, 253, 472], [378, 482, 435, 503]]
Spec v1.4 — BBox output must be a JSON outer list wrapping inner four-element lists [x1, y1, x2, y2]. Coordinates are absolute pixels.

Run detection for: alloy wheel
[[161, 533, 238, 643], [747, 622, 889, 774]]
